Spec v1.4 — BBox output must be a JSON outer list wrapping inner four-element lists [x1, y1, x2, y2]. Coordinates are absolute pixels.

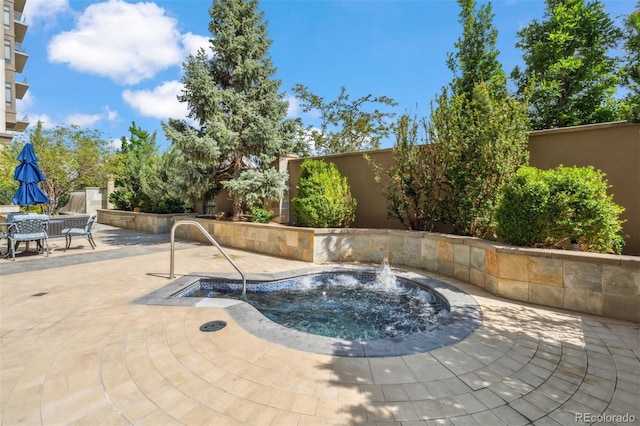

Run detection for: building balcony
[[15, 79, 28, 99], [14, 0, 26, 14], [14, 49, 28, 73], [5, 113, 29, 132], [14, 15, 27, 43]]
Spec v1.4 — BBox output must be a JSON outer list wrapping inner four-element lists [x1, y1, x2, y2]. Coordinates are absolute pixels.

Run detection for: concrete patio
[[1, 225, 638, 425]]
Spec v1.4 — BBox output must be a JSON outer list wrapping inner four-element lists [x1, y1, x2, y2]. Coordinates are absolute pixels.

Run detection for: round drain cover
[[200, 320, 227, 332]]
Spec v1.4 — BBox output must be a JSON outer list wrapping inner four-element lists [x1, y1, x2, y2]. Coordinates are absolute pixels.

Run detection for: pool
[[175, 270, 450, 340], [136, 265, 482, 357]]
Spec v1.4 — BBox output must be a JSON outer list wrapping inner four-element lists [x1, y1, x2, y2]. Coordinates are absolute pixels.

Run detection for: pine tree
[[163, 0, 301, 217], [512, 0, 622, 129]]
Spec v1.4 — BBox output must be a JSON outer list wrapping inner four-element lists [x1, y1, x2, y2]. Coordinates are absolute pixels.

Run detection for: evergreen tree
[[430, 0, 530, 237], [446, 0, 504, 99], [110, 122, 159, 211], [163, 0, 301, 217], [512, 0, 622, 129]]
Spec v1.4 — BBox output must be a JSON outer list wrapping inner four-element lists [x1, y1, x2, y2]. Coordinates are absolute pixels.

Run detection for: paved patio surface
[[1, 225, 638, 425]]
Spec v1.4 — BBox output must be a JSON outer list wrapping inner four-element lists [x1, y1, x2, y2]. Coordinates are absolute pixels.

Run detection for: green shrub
[[108, 189, 134, 211], [292, 159, 357, 228], [495, 166, 625, 253], [249, 206, 275, 223], [151, 194, 189, 214]]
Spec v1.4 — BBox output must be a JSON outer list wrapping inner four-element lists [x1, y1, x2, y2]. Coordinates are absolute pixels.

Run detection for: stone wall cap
[[313, 228, 387, 236], [492, 244, 639, 267]]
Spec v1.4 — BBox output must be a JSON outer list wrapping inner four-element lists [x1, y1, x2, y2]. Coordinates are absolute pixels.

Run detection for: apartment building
[[1, 0, 28, 147]]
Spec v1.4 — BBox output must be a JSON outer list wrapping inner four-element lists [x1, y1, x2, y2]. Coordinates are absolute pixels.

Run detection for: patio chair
[[61, 214, 97, 250], [7, 215, 49, 261]]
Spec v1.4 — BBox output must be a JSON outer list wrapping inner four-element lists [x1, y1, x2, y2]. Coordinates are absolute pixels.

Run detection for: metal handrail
[[170, 220, 247, 298]]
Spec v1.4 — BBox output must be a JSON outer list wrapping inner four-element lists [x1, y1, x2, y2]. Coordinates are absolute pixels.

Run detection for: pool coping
[[133, 265, 482, 357]]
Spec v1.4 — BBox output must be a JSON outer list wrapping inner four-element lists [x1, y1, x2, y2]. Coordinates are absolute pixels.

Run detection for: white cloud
[[24, 0, 69, 25], [122, 80, 188, 120], [286, 95, 301, 118], [66, 112, 104, 128], [286, 95, 321, 120], [16, 91, 33, 116], [25, 113, 56, 129], [47, 0, 184, 85], [181, 32, 211, 58], [108, 138, 122, 150], [65, 107, 118, 128]]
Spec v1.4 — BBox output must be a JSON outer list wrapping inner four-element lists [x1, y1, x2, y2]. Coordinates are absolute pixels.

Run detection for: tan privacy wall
[[287, 121, 639, 255], [528, 121, 640, 256], [287, 149, 404, 230]]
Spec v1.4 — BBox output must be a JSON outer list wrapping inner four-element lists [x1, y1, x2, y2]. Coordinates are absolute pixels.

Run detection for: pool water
[[179, 271, 449, 340]]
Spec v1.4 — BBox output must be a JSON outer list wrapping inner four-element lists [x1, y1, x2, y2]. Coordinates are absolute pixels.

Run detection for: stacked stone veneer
[[313, 229, 639, 323], [98, 210, 179, 234], [101, 213, 639, 323], [173, 217, 316, 261]]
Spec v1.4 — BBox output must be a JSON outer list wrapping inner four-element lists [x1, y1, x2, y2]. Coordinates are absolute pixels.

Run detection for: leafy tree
[[370, 115, 444, 231], [292, 159, 356, 228], [163, 0, 302, 218], [2, 121, 113, 214], [291, 84, 397, 155], [620, 3, 640, 122], [0, 144, 20, 204], [512, 0, 622, 129]]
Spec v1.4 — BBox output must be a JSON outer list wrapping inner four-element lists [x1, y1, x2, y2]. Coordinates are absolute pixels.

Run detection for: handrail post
[[170, 220, 247, 298]]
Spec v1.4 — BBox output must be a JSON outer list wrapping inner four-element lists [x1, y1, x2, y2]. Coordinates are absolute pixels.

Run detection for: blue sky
[[20, 0, 633, 151]]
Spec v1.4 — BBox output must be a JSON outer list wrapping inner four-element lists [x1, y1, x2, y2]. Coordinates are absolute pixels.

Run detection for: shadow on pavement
[[97, 228, 171, 247]]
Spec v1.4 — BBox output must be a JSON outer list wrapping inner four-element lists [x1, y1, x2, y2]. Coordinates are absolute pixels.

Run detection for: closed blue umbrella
[[12, 142, 50, 206]]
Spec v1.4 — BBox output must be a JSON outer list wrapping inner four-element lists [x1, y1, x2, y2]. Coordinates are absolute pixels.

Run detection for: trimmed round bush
[[495, 166, 625, 254], [292, 159, 357, 228], [494, 167, 552, 247]]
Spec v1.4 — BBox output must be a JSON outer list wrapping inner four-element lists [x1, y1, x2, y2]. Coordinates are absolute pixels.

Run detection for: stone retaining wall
[[97, 209, 178, 234], [99, 212, 639, 323], [172, 217, 316, 262], [313, 229, 639, 323]]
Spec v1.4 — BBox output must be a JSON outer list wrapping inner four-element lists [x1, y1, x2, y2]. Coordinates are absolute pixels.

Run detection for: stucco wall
[[286, 121, 639, 255]]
